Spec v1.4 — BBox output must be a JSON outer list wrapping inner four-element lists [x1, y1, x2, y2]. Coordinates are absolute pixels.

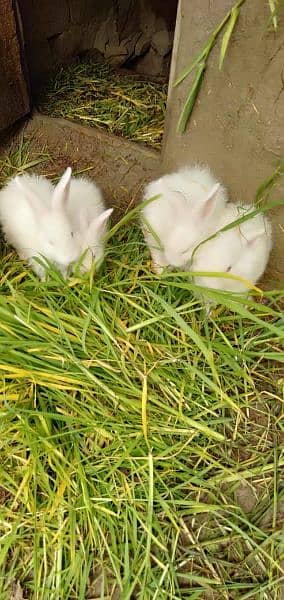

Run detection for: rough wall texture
[[163, 0, 284, 285], [0, 0, 30, 132], [17, 0, 177, 88]]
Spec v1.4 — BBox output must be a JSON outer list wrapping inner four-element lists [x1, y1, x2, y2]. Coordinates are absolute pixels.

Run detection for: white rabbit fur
[[66, 177, 113, 272], [192, 203, 272, 294], [141, 165, 228, 273], [0, 168, 80, 279]]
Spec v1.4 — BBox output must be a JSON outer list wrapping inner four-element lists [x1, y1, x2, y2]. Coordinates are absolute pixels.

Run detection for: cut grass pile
[[0, 142, 284, 599], [36, 59, 167, 149]]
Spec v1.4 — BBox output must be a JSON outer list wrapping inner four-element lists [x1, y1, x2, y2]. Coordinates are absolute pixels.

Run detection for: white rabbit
[[192, 203, 273, 295], [0, 168, 81, 279], [141, 165, 228, 273], [66, 177, 113, 272]]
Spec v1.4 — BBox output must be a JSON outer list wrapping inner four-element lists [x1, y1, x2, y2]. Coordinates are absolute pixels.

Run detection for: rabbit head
[[15, 167, 80, 273], [164, 183, 222, 268], [193, 207, 272, 293]]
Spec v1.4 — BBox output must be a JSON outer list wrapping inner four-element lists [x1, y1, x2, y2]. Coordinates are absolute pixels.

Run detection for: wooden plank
[[0, 0, 30, 132]]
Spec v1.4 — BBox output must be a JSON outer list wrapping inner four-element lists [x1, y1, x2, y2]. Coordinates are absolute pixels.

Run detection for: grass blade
[[173, 43, 210, 87], [255, 160, 284, 202], [268, 0, 278, 30], [177, 61, 206, 133], [141, 375, 148, 443], [219, 6, 240, 69]]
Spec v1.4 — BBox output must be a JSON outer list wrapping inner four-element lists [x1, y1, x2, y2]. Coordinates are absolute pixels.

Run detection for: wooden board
[[0, 0, 30, 132]]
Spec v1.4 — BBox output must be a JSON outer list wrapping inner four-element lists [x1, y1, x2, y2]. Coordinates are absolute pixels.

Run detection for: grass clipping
[[0, 144, 284, 599], [37, 59, 167, 149]]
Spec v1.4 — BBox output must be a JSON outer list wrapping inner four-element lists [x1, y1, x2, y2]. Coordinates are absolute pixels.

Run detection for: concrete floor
[[20, 112, 160, 218]]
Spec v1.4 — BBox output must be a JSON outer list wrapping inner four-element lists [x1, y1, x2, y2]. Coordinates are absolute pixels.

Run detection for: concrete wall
[[17, 0, 177, 89], [0, 0, 30, 131], [163, 0, 284, 285]]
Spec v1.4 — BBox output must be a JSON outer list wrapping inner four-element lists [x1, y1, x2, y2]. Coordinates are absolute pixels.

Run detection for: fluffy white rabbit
[[66, 177, 113, 272], [0, 168, 81, 278], [192, 203, 272, 295], [141, 165, 228, 273]]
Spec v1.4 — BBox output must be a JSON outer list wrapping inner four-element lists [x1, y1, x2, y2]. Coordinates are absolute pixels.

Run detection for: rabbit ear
[[15, 176, 47, 216], [86, 208, 113, 241], [200, 183, 221, 218], [52, 167, 72, 211]]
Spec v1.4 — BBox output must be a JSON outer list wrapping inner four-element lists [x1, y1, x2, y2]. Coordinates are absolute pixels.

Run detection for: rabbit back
[[159, 165, 228, 209], [0, 175, 53, 259], [193, 204, 272, 293], [67, 178, 105, 229], [141, 166, 228, 271]]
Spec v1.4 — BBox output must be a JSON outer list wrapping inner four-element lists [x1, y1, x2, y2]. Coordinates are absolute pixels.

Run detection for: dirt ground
[[20, 112, 160, 218]]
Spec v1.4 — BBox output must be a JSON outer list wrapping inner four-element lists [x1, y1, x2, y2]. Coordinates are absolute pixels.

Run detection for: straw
[[37, 59, 167, 149]]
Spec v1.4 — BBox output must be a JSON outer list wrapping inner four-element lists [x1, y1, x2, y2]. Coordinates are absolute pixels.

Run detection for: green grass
[[36, 59, 167, 149], [0, 142, 284, 599]]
